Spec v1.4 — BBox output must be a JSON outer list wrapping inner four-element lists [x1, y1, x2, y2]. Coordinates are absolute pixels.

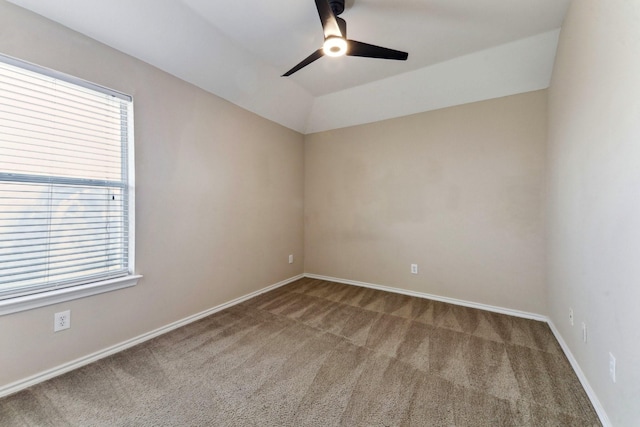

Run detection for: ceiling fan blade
[[347, 40, 408, 61], [282, 49, 324, 77], [315, 0, 343, 39]]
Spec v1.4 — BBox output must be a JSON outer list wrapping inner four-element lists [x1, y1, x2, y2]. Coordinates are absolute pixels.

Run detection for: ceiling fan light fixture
[[323, 36, 347, 57]]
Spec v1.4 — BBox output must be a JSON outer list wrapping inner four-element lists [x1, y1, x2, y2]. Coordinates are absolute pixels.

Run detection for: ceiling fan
[[282, 0, 409, 76]]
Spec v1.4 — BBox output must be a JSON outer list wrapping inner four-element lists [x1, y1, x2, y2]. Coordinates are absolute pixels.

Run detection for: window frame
[[0, 53, 141, 316]]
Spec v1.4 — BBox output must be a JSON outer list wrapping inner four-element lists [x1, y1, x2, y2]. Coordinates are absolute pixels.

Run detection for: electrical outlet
[[609, 352, 616, 383], [288, 254, 294, 264], [569, 308, 574, 326], [582, 322, 587, 342], [411, 264, 418, 274], [54, 310, 71, 332]]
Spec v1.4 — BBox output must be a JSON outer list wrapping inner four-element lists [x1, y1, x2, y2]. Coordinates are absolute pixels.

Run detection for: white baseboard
[[547, 320, 612, 427], [304, 273, 547, 321], [304, 273, 611, 426], [0, 274, 304, 399]]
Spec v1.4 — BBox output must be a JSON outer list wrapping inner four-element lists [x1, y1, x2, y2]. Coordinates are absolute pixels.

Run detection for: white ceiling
[[7, 0, 570, 134]]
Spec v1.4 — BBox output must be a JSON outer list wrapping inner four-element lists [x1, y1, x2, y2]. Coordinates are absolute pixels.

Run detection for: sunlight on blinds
[[0, 62, 124, 181]]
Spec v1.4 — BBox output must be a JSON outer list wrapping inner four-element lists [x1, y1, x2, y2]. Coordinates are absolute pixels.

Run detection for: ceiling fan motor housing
[[329, 0, 345, 16]]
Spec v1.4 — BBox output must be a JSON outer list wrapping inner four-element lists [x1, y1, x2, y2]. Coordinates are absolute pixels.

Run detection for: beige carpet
[[0, 278, 600, 426]]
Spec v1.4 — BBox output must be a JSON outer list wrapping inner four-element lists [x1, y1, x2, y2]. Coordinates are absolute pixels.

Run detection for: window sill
[[0, 275, 143, 316]]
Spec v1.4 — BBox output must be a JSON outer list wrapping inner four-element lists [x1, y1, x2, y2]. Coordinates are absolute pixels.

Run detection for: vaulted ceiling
[[7, 0, 570, 134]]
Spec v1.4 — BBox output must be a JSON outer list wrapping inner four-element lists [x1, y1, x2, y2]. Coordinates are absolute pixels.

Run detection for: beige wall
[[547, 1, 640, 425], [0, 2, 304, 387], [305, 91, 548, 314]]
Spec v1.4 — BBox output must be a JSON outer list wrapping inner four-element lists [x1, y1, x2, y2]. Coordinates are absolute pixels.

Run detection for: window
[[0, 54, 140, 315]]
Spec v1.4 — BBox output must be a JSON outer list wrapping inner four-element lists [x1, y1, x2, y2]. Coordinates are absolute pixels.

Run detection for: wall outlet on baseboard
[[569, 308, 574, 326], [288, 254, 293, 264], [410, 264, 418, 274], [54, 310, 71, 332], [609, 352, 616, 383]]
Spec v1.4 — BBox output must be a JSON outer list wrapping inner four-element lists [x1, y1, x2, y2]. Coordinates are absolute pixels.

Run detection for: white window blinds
[[0, 55, 134, 300]]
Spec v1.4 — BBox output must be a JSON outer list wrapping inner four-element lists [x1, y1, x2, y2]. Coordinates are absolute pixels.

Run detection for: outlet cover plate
[[54, 310, 71, 332], [609, 352, 616, 383]]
